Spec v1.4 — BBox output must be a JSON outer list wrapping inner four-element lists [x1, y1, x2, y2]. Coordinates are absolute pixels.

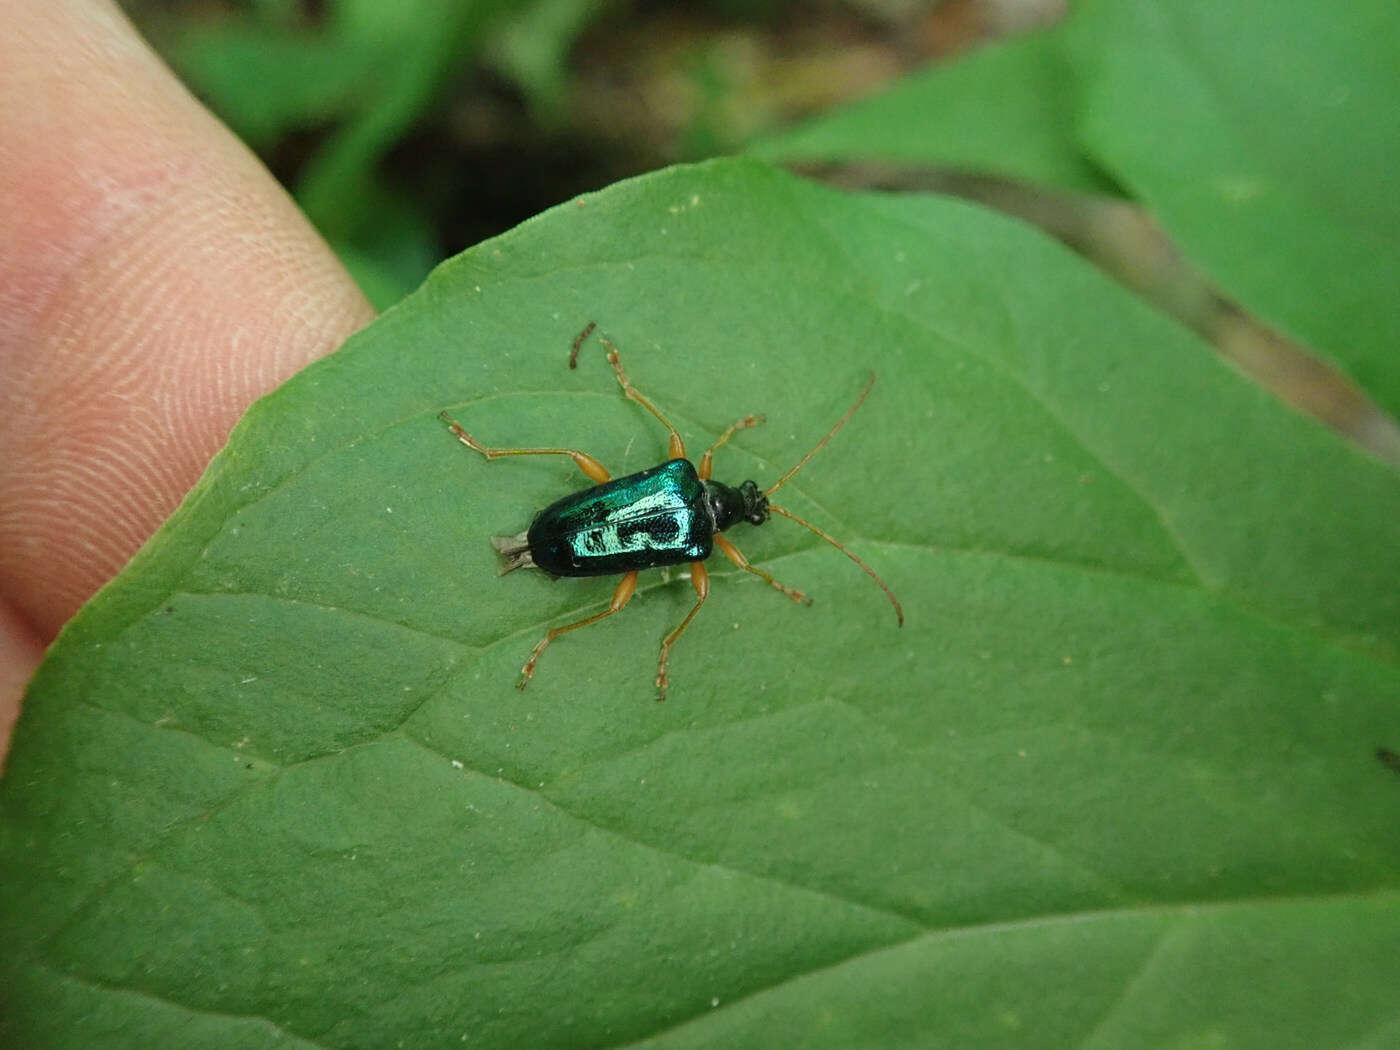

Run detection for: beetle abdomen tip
[[491, 531, 535, 574]]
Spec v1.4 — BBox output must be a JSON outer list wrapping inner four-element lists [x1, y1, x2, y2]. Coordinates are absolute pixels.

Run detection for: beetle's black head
[[704, 479, 769, 532]]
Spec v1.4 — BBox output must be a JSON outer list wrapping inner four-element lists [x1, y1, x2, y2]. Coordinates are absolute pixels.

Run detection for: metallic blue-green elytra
[[506, 458, 769, 577]]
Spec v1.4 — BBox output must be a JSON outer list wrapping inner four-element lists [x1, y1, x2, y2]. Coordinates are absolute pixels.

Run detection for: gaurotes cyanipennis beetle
[[439, 324, 903, 700]]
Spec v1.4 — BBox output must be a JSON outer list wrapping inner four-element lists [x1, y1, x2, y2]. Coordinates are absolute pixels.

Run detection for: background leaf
[[3, 157, 1399, 1048], [757, 0, 1400, 425], [754, 26, 1115, 195], [1068, 0, 1400, 419]]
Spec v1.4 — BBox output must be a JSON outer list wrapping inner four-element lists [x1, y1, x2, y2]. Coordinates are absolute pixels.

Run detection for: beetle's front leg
[[713, 534, 810, 604], [698, 415, 765, 480], [655, 561, 710, 701], [518, 572, 639, 688]]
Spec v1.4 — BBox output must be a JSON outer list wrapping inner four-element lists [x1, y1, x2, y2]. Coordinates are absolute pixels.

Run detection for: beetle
[[438, 324, 903, 700]]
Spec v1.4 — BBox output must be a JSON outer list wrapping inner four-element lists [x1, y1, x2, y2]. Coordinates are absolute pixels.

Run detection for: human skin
[[0, 0, 376, 765]]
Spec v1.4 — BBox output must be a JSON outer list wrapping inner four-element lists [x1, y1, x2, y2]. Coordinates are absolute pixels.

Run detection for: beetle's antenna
[[765, 372, 876, 497], [765, 503, 904, 626]]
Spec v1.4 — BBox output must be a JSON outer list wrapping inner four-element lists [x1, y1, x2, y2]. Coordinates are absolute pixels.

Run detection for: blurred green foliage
[[148, 0, 919, 310], [166, 0, 602, 307]]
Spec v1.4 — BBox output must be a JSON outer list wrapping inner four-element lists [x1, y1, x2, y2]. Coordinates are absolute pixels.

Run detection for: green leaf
[[1069, 0, 1400, 420], [3, 157, 1398, 1048], [754, 27, 1115, 195]]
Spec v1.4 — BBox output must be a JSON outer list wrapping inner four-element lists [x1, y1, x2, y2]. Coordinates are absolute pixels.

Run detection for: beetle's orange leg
[[438, 412, 610, 484], [519, 571, 639, 689], [655, 561, 709, 702], [697, 415, 765, 480], [714, 534, 811, 605], [596, 336, 687, 461]]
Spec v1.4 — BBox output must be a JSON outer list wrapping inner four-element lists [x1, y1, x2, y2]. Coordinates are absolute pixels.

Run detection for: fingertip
[[0, 0, 375, 637]]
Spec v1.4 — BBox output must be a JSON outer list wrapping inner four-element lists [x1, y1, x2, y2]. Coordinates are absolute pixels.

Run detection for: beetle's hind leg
[[438, 412, 611, 484], [713, 534, 811, 605], [519, 572, 639, 689]]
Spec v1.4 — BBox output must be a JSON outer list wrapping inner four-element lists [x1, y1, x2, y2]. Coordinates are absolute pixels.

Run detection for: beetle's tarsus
[[773, 581, 809, 604]]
